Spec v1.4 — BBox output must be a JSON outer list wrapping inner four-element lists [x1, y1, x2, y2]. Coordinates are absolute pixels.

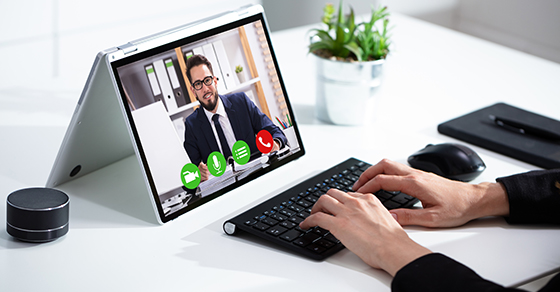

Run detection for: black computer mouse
[[407, 143, 486, 182]]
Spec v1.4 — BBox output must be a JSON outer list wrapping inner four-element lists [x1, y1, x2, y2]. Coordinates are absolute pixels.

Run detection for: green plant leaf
[[322, 3, 335, 26], [345, 8, 356, 43], [309, 1, 392, 61], [336, 0, 344, 29], [309, 42, 333, 54], [312, 29, 334, 43], [344, 41, 363, 61]]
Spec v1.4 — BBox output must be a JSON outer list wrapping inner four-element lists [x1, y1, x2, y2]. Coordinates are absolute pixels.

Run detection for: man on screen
[[183, 54, 287, 181]]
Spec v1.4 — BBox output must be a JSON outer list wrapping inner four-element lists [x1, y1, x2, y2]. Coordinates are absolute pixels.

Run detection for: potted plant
[[309, 1, 391, 125], [235, 65, 245, 83]]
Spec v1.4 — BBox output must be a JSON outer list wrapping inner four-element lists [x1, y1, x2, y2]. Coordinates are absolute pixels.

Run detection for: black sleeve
[[392, 253, 525, 292], [497, 169, 560, 224], [392, 169, 560, 292]]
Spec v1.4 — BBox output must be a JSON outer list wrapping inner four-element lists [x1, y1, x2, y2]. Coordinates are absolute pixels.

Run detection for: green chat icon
[[232, 140, 251, 165]]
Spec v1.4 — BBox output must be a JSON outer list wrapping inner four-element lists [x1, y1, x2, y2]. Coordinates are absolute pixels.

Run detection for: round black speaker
[[6, 187, 69, 242]]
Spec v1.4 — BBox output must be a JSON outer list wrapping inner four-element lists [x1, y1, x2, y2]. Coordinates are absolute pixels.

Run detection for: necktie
[[212, 114, 232, 159]]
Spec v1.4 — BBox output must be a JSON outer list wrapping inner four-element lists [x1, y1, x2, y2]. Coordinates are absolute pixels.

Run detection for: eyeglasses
[[192, 76, 215, 90]]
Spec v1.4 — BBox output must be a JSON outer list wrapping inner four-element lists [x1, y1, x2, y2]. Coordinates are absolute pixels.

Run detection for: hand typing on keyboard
[[352, 159, 509, 228], [225, 158, 421, 260], [300, 158, 510, 277], [300, 188, 431, 276]]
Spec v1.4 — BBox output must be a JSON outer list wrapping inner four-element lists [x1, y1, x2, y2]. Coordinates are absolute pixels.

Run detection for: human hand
[[198, 162, 210, 182], [300, 189, 431, 276], [353, 159, 509, 228], [272, 140, 280, 152]]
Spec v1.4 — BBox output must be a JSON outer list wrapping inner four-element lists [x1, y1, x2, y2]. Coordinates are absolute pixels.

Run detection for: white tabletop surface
[[1, 13, 560, 291]]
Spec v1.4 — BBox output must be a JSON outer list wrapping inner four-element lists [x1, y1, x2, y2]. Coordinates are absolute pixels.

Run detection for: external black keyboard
[[223, 158, 419, 260]]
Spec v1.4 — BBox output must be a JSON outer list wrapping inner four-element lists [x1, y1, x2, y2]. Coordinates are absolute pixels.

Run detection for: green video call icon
[[232, 140, 250, 165], [207, 151, 226, 177], [180, 163, 201, 189]]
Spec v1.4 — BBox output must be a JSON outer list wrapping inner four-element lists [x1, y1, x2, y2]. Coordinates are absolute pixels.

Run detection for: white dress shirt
[[203, 97, 237, 155]]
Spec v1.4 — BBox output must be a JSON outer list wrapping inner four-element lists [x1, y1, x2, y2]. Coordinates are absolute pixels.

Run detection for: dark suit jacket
[[392, 169, 560, 292], [183, 92, 287, 166]]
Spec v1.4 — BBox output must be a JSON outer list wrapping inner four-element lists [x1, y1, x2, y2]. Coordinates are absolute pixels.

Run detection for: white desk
[[1, 14, 560, 291]]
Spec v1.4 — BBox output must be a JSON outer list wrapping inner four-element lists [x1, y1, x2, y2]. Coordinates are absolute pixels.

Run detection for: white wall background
[[263, 0, 560, 64], [0, 0, 260, 93], [1, 0, 557, 96]]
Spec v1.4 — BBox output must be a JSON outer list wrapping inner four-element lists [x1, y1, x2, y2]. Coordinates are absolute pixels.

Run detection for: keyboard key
[[279, 229, 302, 242], [375, 190, 392, 201], [253, 222, 270, 231], [383, 200, 401, 210], [270, 213, 286, 221], [295, 226, 307, 233], [297, 200, 312, 208], [340, 178, 353, 186], [281, 200, 294, 206], [305, 196, 318, 204], [263, 210, 276, 216], [307, 243, 326, 254], [297, 211, 310, 219], [289, 216, 305, 224], [330, 183, 344, 190], [280, 221, 297, 229], [293, 232, 321, 247], [280, 209, 295, 217], [315, 238, 335, 249], [312, 227, 329, 236], [267, 226, 287, 236], [255, 214, 267, 221], [272, 205, 285, 211], [385, 190, 401, 195], [392, 193, 412, 204], [244, 219, 257, 226], [290, 195, 302, 202], [359, 164, 369, 171], [289, 204, 304, 212], [323, 233, 340, 244], [262, 217, 278, 226], [402, 193, 416, 201]]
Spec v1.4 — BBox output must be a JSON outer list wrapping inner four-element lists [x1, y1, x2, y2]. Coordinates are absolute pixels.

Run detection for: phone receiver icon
[[259, 136, 271, 148]]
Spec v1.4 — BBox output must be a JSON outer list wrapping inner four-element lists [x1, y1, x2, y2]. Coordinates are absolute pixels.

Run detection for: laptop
[[47, 4, 418, 260]]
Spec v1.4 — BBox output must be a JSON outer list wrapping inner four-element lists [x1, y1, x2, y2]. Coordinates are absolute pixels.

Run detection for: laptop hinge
[[117, 42, 138, 55], [237, 4, 251, 16]]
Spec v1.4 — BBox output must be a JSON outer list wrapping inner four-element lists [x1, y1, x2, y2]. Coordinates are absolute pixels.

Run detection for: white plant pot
[[313, 53, 385, 125], [237, 72, 246, 84]]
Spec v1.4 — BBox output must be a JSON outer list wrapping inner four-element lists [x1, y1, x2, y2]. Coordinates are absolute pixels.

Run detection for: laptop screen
[[110, 8, 304, 222]]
